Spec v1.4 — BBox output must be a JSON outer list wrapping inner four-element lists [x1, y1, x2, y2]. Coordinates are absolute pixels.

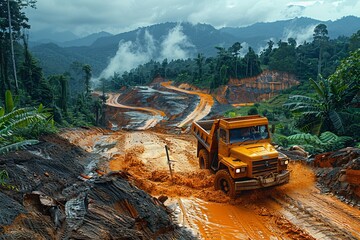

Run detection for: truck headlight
[[281, 160, 289, 165], [279, 152, 289, 165], [235, 167, 247, 173]]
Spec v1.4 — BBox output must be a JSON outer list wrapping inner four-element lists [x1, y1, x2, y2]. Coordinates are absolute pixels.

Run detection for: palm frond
[[0, 107, 37, 124], [288, 133, 323, 145], [0, 113, 48, 136], [0, 140, 39, 155], [329, 110, 345, 134], [287, 95, 320, 104], [310, 78, 325, 98], [319, 131, 338, 143]]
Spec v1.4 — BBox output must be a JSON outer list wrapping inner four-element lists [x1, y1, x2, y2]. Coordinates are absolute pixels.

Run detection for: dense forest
[[0, 0, 359, 154], [0, 1, 104, 153], [108, 24, 359, 89]]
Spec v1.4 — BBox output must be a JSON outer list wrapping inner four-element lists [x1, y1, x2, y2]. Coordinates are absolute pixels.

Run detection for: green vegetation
[[0, 1, 106, 155], [225, 49, 360, 153], [286, 132, 352, 154], [0, 90, 54, 154], [103, 43, 262, 90], [1, 2, 359, 156], [0, 168, 18, 191]]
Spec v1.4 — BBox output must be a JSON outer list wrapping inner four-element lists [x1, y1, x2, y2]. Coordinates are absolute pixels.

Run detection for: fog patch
[[97, 40, 151, 81], [160, 24, 195, 60], [92, 25, 194, 86], [239, 42, 250, 57], [282, 24, 317, 45]]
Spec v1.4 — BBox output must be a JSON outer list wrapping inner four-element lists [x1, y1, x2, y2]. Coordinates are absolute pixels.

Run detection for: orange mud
[[63, 128, 360, 240], [161, 81, 214, 127], [232, 102, 255, 107]]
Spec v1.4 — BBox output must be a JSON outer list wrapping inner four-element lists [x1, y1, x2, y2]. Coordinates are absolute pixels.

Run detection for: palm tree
[[284, 77, 351, 135]]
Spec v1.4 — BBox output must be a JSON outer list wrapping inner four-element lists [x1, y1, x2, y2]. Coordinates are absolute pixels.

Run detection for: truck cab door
[[218, 128, 229, 157]]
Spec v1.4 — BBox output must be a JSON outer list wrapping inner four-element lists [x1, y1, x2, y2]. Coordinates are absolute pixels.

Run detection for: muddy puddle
[[175, 198, 279, 239]]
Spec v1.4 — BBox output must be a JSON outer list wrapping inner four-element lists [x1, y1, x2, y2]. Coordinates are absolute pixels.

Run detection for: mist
[[283, 24, 317, 45], [160, 25, 195, 60], [93, 24, 195, 85]]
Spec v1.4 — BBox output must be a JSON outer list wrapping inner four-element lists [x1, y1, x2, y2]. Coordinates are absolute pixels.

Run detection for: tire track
[[271, 193, 360, 240]]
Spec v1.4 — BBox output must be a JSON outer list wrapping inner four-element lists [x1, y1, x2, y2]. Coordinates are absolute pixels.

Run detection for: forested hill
[[220, 16, 360, 48], [30, 16, 360, 76]]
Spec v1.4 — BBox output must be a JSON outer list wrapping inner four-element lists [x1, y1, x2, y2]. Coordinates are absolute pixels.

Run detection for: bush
[[247, 107, 258, 115]]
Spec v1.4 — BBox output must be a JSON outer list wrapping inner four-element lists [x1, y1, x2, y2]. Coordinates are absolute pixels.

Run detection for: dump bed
[[191, 119, 219, 152], [191, 115, 267, 152]]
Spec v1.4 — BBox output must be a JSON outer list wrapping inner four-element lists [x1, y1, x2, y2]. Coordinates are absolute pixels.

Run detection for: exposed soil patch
[[0, 134, 195, 239], [60, 128, 360, 239]]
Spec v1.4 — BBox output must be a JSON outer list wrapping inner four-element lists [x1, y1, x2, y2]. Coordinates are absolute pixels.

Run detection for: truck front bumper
[[234, 170, 290, 191]]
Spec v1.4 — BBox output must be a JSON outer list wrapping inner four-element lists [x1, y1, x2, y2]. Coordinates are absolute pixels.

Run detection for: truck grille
[[252, 158, 278, 176]]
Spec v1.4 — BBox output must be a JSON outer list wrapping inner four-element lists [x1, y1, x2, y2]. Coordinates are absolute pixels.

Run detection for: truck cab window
[[259, 125, 269, 139], [219, 128, 227, 143]]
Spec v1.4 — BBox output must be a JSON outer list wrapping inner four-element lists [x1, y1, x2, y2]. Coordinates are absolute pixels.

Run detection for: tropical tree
[[19, 37, 53, 106], [285, 75, 357, 135], [230, 42, 242, 78], [349, 30, 360, 52], [329, 49, 360, 101], [313, 24, 329, 78], [82, 64, 92, 97], [195, 53, 205, 82], [0, 0, 36, 97], [243, 47, 261, 77]]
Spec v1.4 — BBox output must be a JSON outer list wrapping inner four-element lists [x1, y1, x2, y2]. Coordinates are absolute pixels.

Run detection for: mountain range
[[30, 16, 360, 77]]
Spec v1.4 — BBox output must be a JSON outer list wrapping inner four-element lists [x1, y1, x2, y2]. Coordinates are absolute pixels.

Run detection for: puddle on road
[[174, 198, 280, 240]]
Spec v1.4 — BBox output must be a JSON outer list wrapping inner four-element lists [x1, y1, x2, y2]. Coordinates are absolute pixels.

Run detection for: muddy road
[[161, 82, 214, 128], [106, 92, 166, 130], [62, 129, 360, 240], [84, 82, 360, 239]]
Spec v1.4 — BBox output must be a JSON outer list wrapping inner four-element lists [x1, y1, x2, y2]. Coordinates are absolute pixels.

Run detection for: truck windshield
[[229, 125, 269, 143]]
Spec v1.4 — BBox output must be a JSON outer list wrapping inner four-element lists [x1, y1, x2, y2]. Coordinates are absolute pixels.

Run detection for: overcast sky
[[26, 0, 360, 36]]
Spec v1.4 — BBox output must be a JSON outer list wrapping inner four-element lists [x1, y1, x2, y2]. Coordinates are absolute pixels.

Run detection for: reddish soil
[[60, 128, 360, 240]]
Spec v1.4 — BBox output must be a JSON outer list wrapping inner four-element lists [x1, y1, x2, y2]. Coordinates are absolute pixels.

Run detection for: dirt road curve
[[161, 82, 214, 127], [63, 129, 360, 240], [106, 92, 166, 130]]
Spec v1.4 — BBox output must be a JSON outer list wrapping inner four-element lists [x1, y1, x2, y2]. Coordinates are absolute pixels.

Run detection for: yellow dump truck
[[191, 115, 290, 197]]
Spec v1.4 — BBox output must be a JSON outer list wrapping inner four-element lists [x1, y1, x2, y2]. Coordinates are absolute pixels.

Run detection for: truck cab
[[191, 115, 290, 197]]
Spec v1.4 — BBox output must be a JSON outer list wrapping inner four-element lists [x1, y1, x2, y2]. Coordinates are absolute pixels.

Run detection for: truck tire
[[214, 170, 236, 198], [199, 149, 210, 169]]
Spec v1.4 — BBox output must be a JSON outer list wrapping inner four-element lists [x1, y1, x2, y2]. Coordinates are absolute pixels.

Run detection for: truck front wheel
[[214, 170, 236, 198], [199, 149, 210, 169]]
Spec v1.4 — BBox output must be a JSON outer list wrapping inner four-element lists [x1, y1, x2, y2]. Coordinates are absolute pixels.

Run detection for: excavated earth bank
[[0, 135, 196, 240]]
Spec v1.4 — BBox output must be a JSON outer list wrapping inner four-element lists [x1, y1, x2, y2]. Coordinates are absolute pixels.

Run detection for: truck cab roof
[[218, 115, 269, 129]]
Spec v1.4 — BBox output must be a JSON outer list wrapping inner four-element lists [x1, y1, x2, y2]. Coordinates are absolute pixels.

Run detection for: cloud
[[160, 25, 195, 60], [96, 39, 151, 81], [27, 0, 360, 36], [282, 24, 317, 45], [93, 25, 194, 85]]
